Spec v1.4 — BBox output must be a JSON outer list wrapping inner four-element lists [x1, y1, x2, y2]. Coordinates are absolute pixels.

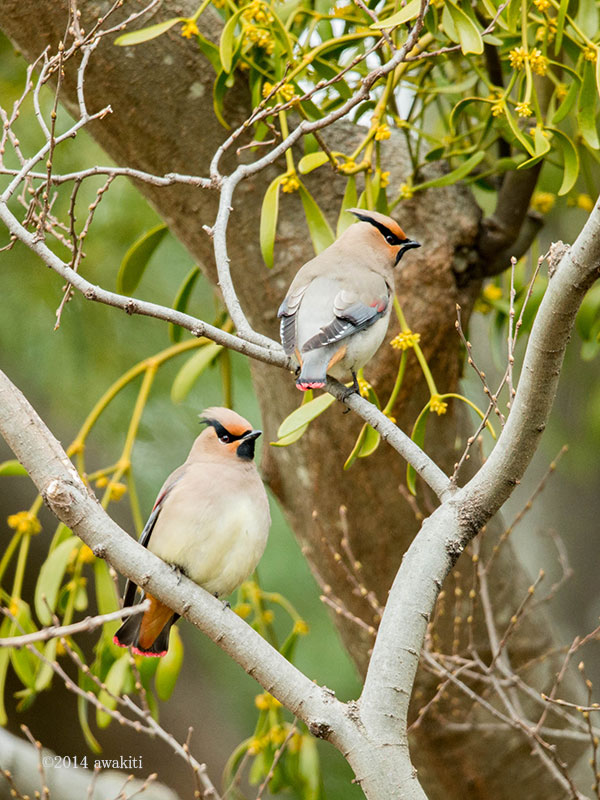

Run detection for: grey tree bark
[[0, 2, 585, 797]]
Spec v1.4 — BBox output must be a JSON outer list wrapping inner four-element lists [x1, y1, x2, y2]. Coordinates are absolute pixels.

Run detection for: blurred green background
[[0, 26, 599, 800]]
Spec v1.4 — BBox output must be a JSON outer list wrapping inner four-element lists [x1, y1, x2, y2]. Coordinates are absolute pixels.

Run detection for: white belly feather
[[147, 465, 270, 598]]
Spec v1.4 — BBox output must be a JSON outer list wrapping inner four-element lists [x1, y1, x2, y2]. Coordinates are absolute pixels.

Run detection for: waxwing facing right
[[278, 208, 420, 392]]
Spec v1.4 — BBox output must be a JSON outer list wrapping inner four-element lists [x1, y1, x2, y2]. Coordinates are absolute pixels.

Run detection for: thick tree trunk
[[0, 2, 583, 797]]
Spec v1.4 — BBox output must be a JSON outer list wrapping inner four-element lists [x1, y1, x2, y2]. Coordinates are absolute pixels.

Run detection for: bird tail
[[296, 349, 329, 391], [113, 594, 178, 658]]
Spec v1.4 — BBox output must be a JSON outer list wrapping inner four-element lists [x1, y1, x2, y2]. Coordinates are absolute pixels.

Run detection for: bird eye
[[219, 433, 231, 443], [385, 234, 397, 245]]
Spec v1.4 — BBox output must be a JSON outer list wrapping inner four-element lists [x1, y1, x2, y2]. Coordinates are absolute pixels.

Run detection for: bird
[[278, 208, 420, 393], [113, 407, 271, 657]]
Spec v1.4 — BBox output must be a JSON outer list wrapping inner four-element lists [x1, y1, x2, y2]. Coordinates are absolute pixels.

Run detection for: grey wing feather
[[278, 285, 306, 355], [121, 477, 181, 608], [302, 290, 390, 353]]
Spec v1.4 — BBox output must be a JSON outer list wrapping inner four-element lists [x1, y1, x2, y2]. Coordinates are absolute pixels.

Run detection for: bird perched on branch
[[114, 407, 271, 657], [278, 208, 420, 392]]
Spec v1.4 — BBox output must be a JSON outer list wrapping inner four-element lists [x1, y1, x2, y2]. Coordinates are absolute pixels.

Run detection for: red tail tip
[[132, 646, 167, 658], [297, 380, 325, 391]]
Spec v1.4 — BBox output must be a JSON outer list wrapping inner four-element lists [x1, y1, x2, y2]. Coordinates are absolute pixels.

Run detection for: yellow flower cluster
[[338, 160, 357, 174], [293, 619, 309, 635], [7, 511, 41, 536], [248, 723, 289, 754], [429, 394, 448, 416], [374, 123, 391, 141], [491, 100, 504, 117], [262, 82, 295, 101], [508, 46, 527, 69], [333, 3, 352, 15], [533, 0, 550, 10], [508, 47, 548, 75], [380, 171, 390, 188], [357, 376, 372, 398], [243, 0, 274, 24], [96, 477, 127, 501], [390, 329, 420, 350], [531, 191, 555, 214], [243, 24, 275, 53], [515, 101, 532, 118], [483, 285, 502, 302], [584, 47, 598, 62], [234, 602, 252, 618], [180, 19, 200, 38], [281, 173, 300, 193], [398, 182, 413, 199], [577, 194, 594, 212], [255, 692, 282, 711], [530, 49, 549, 75], [474, 283, 502, 313], [78, 544, 95, 564]]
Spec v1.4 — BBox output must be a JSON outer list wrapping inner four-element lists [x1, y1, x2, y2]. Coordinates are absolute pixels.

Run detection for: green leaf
[[506, 0, 521, 32], [551, 79, 579, 125], [220, 10, 244, 73], [115, 18, 184, 46], [504, 106, 536, 155], [275, 393, 336, 441], [34, 536, 79, 625], [449, 96, 481, 133], [260, 175, 285, 268], [8, 601, 40, 689], [195, 32, 222, 73], [517, 125, 552, 170], [372, 0, 422, 28], [445, 2, 483, 54], [298, 182, 335, 254], [0, 618, 11, 725], [578, 60, 599, 150], [413, 151, 485, 191], [96, 655, 131, 729], [171, 342, 223, 403], [213, 70, 232, 129], [116, 224, 168, 295], [336, 176, 358, 237], [407, 402, 430, 495], [298, 152, 330, 174], [169, 267, 201, 342], [554, 0, 569, 54], [155, 626, 184, 701], [344, 423, 381, 469], [94, 558, 120, 617], [298, 735, 321, 800], [0, 459, 27, 476], [576, 0, 598, 36], [550, 129, 580, 196], [34, 640, 57, 692]]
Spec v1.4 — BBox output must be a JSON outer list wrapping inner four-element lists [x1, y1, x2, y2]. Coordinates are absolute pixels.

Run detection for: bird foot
[[169, 564, 183, 584], [214, 592, 231, 611], [341, 372, 360, 405]]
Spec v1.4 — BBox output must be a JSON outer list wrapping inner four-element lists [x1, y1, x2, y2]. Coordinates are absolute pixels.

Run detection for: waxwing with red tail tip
[[113, 407, 270, 657], [278, 208, 420, 393]]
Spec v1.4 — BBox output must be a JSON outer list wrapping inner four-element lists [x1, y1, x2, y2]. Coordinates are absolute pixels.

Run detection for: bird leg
[[213, 591, 231, 610], [169, 563, 183, 584], [341, 371, 360, 404]]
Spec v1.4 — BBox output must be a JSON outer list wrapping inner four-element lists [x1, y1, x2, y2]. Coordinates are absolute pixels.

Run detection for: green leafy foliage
[[116, 224, 168, 295]]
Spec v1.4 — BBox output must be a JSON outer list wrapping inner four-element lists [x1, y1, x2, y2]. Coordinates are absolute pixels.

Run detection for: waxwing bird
[[114, 407, 271, 657], [278, 208, 420, 392]]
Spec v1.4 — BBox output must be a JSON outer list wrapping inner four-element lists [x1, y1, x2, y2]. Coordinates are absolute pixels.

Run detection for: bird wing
[[302, 282, 391, 353], [277, 282, 308, 355], [121, 473, 184, 608]]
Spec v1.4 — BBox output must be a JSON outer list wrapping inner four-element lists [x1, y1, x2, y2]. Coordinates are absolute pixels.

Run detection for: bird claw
[[341, 372, 360, 405], [170, 564, 183, 584], [213, 592, 231, 611]]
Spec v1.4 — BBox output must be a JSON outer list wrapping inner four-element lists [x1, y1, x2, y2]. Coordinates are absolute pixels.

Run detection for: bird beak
[[237, 429, 262, 461], [395, 239, 421, 265]]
